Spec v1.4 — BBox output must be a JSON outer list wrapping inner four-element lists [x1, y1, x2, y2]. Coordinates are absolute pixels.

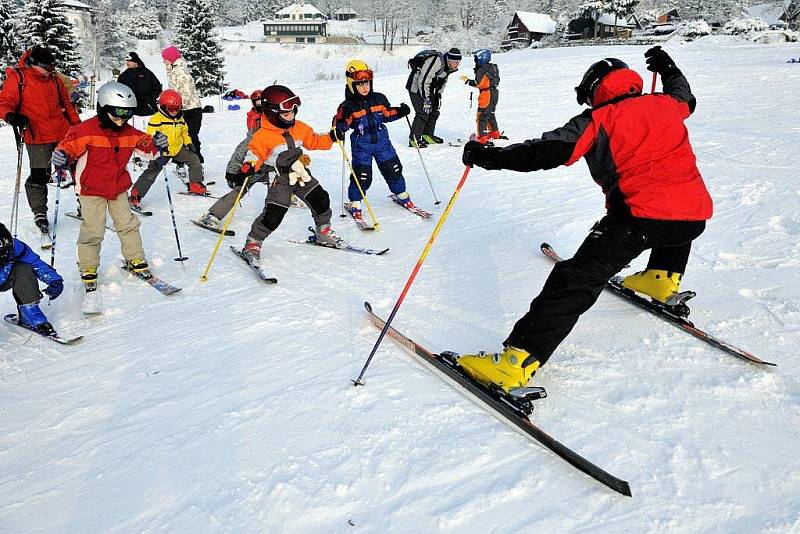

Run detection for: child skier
[[246, 89, 262, 130], [457, 47, 712, 394], [332, 59, 413, 224], [194, 112, 274, 234], [240, 84, 342, 265], [129, 89, 207, 208], [52, 81, 168, 291], [460, 48, 503, 144], [0, 222, 64, 335]]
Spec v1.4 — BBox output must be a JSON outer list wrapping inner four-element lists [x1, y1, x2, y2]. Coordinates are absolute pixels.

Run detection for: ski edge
[[192, 219, 235, 236], [539, 243, 776, 367], [363, 301, 632, 497]]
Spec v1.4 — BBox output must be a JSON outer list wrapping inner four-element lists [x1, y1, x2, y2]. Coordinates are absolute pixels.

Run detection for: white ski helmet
[[97, 81, 137, 109]]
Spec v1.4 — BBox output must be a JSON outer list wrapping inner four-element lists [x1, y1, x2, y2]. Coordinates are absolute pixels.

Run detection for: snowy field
[[2, 37, 800, 532]]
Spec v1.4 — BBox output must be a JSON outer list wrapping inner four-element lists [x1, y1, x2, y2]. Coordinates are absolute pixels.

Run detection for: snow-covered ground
[[2, 37, 800, 532]]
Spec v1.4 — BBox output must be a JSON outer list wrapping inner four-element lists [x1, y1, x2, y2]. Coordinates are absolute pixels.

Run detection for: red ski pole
[[651, 71, 658, 93], [353, 165, 473, 386]]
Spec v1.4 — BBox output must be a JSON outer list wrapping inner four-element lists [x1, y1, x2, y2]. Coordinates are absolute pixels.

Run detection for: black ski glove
[[226, 172, 244, 189], [462, 140, 501, 170], [5, 112, 29, 128], [644, 46, 680, 77], [396, 103, 411, 118]]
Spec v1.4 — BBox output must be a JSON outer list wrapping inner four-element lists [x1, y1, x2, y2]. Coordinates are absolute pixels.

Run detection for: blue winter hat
[[444, 48, 462, 62]]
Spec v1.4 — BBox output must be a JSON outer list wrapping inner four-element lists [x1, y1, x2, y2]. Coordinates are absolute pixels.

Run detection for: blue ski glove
[[51, 149, 69, 171], [43, 279, 64, 300], [152, 131, 169, 151]]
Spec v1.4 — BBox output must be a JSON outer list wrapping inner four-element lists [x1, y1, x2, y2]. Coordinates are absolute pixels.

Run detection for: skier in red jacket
[[0, 47, 80, 237], [457, 46, 713, 393]]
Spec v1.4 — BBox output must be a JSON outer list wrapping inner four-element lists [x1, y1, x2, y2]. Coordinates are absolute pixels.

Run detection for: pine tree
[[0, 0, 20, 70], [123, 0, 162, 39], [20, 0, 83, 75], [173, 0, 227, 96], [91, 0, 133, 69]]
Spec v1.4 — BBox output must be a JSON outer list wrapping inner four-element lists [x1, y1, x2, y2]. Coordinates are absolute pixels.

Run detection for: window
[[308, 37, 315, 43]]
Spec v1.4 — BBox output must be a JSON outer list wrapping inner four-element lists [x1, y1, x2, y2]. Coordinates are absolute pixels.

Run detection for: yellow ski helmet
[[345, 59, 373, 94]]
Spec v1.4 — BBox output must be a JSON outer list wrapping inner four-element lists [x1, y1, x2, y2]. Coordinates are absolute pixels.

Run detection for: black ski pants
[[409, 92, 440, 141], [0, 263, 42, 305], [506, 215, 706, 367], [183, 108, 204, 163]]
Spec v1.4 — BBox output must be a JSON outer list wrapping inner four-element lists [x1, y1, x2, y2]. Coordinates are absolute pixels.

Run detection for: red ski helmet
[[250, 89, 263, 109], [261, 85, 301, 128], [159, 89, 183, 116], [575, 58, 637, 107]]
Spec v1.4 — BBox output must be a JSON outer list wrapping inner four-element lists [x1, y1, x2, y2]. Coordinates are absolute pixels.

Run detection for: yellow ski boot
[[456, 346, 540, 393], [621, 269, 681, 304]]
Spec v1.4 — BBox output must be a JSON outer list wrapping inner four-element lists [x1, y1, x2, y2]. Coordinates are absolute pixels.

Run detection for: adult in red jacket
[[0, 47, 81, 233], [456, 47, 713, 394]]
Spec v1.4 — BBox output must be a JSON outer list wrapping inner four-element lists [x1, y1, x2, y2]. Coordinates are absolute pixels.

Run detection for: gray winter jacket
[[408, 54, 453, 101]]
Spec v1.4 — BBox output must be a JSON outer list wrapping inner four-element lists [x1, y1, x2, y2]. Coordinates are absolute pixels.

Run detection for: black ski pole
[[405, 115, 440, 205], [161, 166, 189, 262]]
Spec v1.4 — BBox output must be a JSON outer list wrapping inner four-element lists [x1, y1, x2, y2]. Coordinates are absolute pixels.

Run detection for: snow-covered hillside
[[1, 38, 799, 532]]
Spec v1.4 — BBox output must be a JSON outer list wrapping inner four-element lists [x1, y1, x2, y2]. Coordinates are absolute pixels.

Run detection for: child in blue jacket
[[332, 59, 413, 223], [0, 222, 63, 335]]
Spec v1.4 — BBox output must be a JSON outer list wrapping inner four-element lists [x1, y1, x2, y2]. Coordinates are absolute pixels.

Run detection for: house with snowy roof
[[501, 11, 556, 50], [262, 2, 327, 43], [63, 0, 94, 45]]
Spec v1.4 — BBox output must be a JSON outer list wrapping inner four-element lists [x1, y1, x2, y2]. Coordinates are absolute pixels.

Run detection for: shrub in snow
[[723, 18, 768, 36], [678, 20, 712, 38]]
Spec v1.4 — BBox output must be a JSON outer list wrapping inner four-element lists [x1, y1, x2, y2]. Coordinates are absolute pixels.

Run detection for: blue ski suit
[[333, 89, 408, 202]]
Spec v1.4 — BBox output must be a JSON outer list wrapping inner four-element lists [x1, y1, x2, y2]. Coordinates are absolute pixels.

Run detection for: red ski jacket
[[57, 116, 158, 200], [0, 50, 81, 144], [488, 68, 712, 221]]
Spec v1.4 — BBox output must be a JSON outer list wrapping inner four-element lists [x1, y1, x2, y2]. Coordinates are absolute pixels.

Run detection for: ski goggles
[[274, 94, 301, 113], [108, 106, 135, 120], [347, 69, 373, 83]]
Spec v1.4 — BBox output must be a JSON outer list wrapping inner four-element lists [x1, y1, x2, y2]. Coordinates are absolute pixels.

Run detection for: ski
[[362, 301, 632, 497], [81, 287, 103, 315], [120, 264, 182, 295], [289, 231, 388, 256], [192, 218, 235, 236], [540, 243, 776, 366], [343, 203, 376, 231], [130, 204, 153, 216], [4, 314, 83, 345], [178, 191, 220, 199], [65, 211, 116, 232], [229, 245, 278, 284], [388, 195, 432, 219]]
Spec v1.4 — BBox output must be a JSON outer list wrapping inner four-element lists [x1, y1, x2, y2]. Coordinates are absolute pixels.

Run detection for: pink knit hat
[[161, 46, 181, 63]]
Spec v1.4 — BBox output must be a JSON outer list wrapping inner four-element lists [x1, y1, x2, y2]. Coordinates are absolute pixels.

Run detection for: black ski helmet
[[0, 222, 13, 263], [575, 58, 629, 106]]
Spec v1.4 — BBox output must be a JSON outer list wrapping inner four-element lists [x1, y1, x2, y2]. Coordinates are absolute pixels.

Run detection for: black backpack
[[407, 49, 439, 71]]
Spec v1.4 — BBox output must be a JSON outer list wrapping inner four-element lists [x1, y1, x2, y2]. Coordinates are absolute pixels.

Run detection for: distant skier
[[332, 59, 414, 225], [0, 222, 63, 336], [406, 48, 461, 147], [117, 51, 162, 116], [239, 85, 343, 266], [129, 89, 208, 207], [246, 89, 263, 130], [162, 46, 205, 162], [460, 48, 504, 144], [457, 47, 713, 393], [52, 81, 168, 291]]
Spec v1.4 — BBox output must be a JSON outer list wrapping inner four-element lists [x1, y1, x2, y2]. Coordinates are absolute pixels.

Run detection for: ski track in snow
[[1, 37, 800, 532]]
